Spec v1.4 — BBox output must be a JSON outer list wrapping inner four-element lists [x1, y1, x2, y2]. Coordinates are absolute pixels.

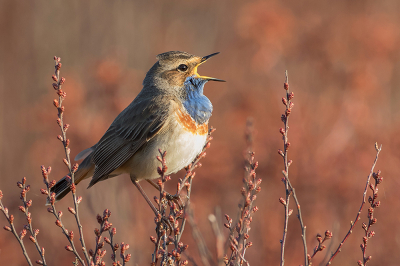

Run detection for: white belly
[[124, 118, 207, 181]]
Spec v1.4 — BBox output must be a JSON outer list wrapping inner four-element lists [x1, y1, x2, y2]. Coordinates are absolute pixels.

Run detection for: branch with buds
[[223, 119, 260, 266], [326, 144, 382, 265], [278, 71, 309, 266], [87, 209, 131, 266], [51, 56, 91, 264], [358, 168, 383, 266], [1, 177, 47, 266], [308, 231, 332, 265]]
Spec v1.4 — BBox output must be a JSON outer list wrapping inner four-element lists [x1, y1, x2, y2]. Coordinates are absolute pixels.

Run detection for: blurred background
[[1, 0, 399, 265]]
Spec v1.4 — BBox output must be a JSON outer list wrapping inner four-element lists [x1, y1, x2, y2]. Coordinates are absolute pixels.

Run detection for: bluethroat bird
[[49, 51, 224, 212]]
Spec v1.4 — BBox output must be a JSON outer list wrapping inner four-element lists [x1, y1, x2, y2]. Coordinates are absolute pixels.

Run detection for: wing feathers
[[88, 95, 174, 187]]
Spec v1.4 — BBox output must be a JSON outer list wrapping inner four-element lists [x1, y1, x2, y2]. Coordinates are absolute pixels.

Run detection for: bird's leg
[[146, 179, 182, 208], [146, 179, 160, 190], [132, 180, 159, 215], [132, 179, 173, 234]]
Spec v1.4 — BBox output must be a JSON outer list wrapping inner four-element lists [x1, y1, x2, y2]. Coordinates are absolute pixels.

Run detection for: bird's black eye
[[177, 64, 188, 72]]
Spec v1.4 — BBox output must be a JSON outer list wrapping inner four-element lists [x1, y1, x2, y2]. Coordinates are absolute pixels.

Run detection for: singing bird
[[50, 51, 224, 208]]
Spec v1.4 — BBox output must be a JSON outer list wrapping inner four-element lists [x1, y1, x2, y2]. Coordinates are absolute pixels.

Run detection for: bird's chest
[[160, 107, 208, 174]]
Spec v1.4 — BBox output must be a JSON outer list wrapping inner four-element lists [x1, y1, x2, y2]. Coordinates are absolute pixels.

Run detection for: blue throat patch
[[181, 76, 213, 125]]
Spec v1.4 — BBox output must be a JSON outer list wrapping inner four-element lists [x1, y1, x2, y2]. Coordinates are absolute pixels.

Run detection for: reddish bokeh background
[[1, 1, 399, 265]]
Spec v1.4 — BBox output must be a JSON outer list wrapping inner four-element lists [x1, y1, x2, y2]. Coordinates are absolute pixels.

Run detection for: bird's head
[[144, 51, 224, 95]]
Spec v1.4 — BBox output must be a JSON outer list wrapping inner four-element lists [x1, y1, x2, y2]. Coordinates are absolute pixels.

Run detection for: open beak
[[195, 52, 226, 82]]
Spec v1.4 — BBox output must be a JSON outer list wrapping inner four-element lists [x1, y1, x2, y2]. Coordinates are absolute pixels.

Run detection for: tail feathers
[[46, 151, 95, 205], [46, 175, 72, 205]]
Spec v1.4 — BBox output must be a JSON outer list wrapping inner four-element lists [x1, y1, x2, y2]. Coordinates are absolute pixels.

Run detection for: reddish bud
[[63, 124, 70, 132], [279, 128, 285, 135], [68, 207, 76, 215], [316, 234, 322, 243], [368, 231, 375, 238], [325, 230, 332, 239], [97, 214, 102, 224], [284, 83, 289, 90], [285, 142, 290, 151], [29, 236, 36, 243], [53, 99, 59, 108], [76, 196, 82, 204], [4, 226, 12, 232], [20, 229, 27, 239], [48, 180, 56, 189], [72, 163, 79, 173], [65, 245, 73, 252], [279, 197, 286, 206], [288, 92, 294, 100], [102, 221, 112, 232], [124, 254, 131, 262], [69, 183, 76, 194], [60, 77, 65, 85], [69, 231, 74, 240], [55, 220, 62, 227], [282, 97, 287, 105]]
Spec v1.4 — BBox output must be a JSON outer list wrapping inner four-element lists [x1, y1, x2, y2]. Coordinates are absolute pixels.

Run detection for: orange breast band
[[175, 108, 208, 135]]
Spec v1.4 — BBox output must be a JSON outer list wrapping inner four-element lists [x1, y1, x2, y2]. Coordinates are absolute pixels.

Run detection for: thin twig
[[224, 119, 259, 266], [42, 175, 86, 266], [278, 71, 308, 266], [0, 193, 33, 266], [19, 179, 47, 265], [52, 56, 91, 265], [326, 143, 382, 265]]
